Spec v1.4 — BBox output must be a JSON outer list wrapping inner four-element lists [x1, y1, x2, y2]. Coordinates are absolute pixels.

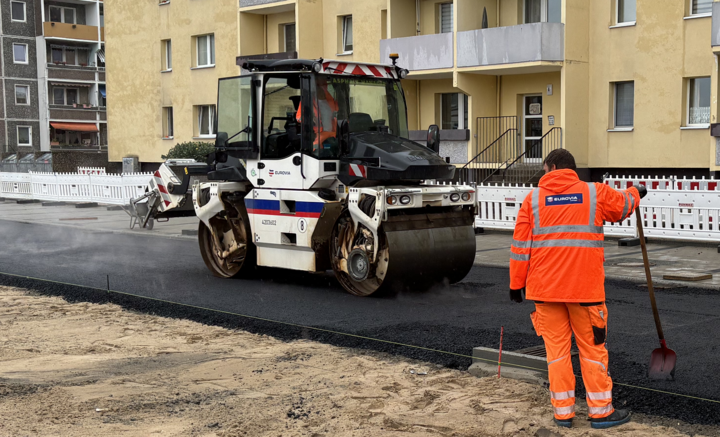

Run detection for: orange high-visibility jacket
[[296, 86, 339, 148], [510, 169, 641, 302]]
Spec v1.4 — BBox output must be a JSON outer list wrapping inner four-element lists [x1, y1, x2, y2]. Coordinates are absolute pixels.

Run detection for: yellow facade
[[106, 0, 720, 175], [106, 0, 238, 163]]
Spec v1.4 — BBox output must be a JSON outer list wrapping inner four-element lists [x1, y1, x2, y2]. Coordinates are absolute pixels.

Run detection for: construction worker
[[509, 149, 647, 429], [296, 77, 338, 155]]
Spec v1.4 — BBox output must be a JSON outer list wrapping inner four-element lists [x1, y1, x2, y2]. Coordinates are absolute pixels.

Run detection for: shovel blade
[[649, 347, 677, 380]]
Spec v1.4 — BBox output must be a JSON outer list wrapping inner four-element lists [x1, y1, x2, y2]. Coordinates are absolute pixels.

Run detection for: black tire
[[198, 217, 255, 279], [330, 213, 388, 297]]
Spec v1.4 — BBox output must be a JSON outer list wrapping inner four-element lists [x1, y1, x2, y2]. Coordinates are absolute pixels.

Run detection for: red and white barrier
[[475, 181, 720, 243], [77, 167, 107, 175], [604, 175, 720, 191]]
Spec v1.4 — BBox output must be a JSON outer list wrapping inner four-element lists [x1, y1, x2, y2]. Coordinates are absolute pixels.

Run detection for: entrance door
[[523, 95, 543, 163]]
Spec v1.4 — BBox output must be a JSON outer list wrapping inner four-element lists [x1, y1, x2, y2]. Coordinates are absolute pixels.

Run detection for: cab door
[[256, 75, 305, 189]]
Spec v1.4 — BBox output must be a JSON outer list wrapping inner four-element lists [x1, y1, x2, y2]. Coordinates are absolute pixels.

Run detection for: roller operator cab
[[151, 58, 477, 296]]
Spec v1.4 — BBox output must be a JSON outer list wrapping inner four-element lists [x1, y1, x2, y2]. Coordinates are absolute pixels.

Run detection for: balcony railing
[[457, 22, 564, 69], [44, 22, 102, 42], [380, 33, 454, 71]]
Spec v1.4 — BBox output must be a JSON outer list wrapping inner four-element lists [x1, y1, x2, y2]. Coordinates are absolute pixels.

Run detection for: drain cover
[[614, 262, 655, 267]]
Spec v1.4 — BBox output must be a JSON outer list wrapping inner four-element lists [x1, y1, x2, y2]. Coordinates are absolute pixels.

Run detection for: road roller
[[135, 57, 477, 296]]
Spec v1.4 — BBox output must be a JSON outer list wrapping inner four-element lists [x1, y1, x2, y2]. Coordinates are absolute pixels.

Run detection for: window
[[614, 81, 634, 128], [524, 0, 561, 24], [13, 43, 27, 64], [342, 16, 353, 53], [162, 39, 172, 71], [262, 77, 302, 159], [50, 47, 85, 65], [49, 6, 76, 24], [163, 107, 174, 138], [440, 3, 453, 33], [17, 126, 31, 146], [284, 24, 296, 52], [11, 1, 26, 22], [440, 93, 469, 130], [197, 105, 216, 137], [15, 85, 29, 105], [691, 0, 712, 16], [52, 87, 79, 105], [688, 77, 711, 126], [196, 34, 215, 68], [616, 0, 636, 24]]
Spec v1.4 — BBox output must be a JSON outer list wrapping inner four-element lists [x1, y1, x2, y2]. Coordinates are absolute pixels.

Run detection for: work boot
[[590, 409, 631, 429], [553, 417, 573, 428]]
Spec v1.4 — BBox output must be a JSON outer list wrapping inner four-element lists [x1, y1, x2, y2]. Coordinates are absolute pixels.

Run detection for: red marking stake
[[497, 326, 504, 378]]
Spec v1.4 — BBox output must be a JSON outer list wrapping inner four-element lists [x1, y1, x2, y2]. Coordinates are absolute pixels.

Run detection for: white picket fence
[[1, 171, 152, 205], [476, 178, 720, 243]]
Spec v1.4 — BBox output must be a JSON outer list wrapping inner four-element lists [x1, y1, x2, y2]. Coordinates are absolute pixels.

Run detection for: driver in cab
[[296, 77, 338, 157]]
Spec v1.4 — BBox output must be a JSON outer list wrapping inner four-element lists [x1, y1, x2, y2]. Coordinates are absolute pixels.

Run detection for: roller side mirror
[[427, 124, 440, 153], [215, 131, 228, 148]]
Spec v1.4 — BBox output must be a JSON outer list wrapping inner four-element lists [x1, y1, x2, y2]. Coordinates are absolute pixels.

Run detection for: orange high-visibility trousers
[[531, 302, 614, 420]]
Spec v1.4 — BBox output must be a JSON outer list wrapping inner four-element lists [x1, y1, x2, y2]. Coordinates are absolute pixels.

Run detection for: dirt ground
[[0, 286, 714, 437]]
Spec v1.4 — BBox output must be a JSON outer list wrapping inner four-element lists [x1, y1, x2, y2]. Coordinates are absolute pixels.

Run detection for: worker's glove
[[509, 288, 525, 303], [636, 185, 648, 199]]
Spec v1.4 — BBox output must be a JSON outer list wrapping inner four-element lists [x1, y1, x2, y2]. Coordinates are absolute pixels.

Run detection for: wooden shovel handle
[[635, 207, 665, 341]]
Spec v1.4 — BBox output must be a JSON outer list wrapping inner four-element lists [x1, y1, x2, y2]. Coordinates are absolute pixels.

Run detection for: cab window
[[262, 76, 302, 160]]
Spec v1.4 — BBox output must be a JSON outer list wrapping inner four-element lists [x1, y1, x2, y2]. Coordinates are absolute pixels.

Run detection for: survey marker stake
[[497, 326, 504, 378]]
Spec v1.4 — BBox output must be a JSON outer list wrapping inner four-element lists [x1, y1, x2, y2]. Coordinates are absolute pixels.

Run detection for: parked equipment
[[133, 57, 478, 296], [636, 208, 677, 380]]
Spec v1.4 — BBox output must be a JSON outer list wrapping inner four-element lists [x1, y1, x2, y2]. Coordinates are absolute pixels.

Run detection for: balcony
[[48, 65, 103, 81], [50, 105, 105, 122], [239, 0, 292, 8], [44, 22, 102, 42], [380, 33, 454, 73], [457, 22, 564, 74]]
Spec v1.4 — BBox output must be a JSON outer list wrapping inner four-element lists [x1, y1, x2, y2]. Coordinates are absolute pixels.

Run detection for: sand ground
[[0, 286, 713, 437]]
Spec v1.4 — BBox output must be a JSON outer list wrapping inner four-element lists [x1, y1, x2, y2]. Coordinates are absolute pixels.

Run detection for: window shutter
[[615, 82, 634, 127], [440, 3, 453, 33]]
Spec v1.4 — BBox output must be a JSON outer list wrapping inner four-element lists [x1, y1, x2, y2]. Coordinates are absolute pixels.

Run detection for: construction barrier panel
[[604, 175, 720, 191], [475, 182, 720, 243], [0, 172, 152, 205], [0, 173, 32, 200]]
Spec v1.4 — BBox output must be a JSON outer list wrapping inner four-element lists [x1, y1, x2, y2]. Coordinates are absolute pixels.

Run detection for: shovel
[[635, 207, 677, 380]]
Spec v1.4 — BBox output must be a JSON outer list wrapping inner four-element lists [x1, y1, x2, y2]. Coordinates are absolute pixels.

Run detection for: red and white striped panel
[[322, 62, 398, 79], [349, 164, 367, 178], [153, 171, 172, 208]]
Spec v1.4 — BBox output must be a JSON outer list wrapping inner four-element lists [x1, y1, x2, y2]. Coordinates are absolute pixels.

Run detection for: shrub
[[161, 141, 215, 162]]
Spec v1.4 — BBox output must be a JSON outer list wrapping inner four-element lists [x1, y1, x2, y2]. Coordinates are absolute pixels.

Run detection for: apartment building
[[0, 0, 42, 153], [106, 0, 720, 179], [39, 0, 106, 151], [0, 0, 106, 154]]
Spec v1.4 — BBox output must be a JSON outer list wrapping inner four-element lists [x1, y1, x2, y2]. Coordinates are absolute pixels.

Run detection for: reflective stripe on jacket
[[510, 169, 641, 302]]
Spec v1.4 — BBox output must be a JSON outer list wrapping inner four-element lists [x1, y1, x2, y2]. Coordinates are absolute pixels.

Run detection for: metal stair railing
[[498, 127, 563, 185], [456, 116, 519, 184]]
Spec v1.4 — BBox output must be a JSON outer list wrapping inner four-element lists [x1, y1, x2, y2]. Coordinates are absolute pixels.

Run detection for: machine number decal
[[298, 218, 308, 233]]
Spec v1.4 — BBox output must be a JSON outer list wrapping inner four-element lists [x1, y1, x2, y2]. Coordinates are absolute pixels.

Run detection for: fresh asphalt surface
[[1, 219, 719, 425]]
